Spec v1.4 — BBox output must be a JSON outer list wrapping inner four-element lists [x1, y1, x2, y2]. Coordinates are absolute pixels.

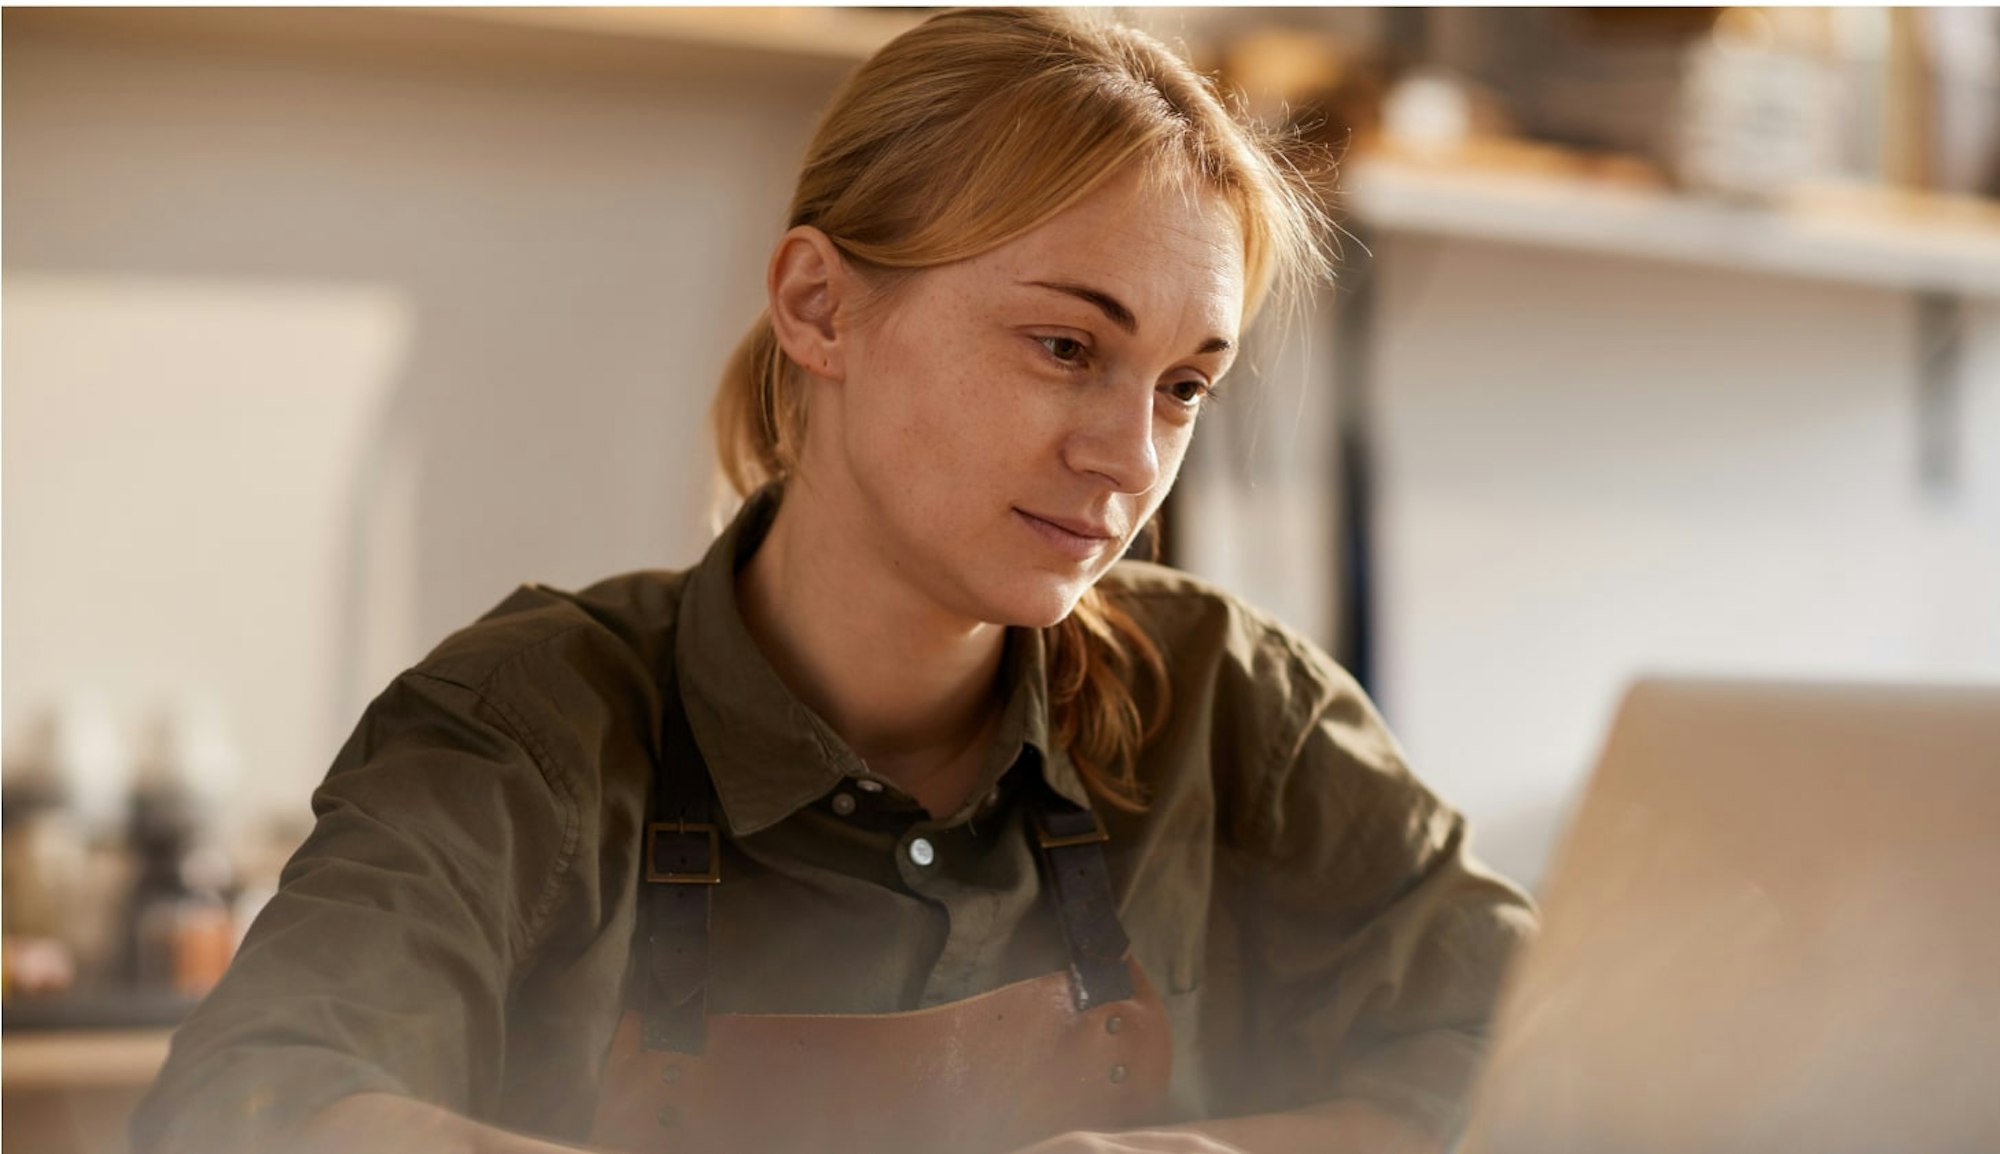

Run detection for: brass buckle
[[645, 821, 721, 884], [1033, 808, 1109, 850]]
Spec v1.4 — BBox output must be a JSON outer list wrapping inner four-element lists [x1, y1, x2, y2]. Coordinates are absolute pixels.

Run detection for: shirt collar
[[675, 485, 1090, 836]]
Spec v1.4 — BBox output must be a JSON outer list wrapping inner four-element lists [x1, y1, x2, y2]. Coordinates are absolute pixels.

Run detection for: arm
[[131, 668, 575, 1154], [1014, 642, 1534, 1154], [1114, 610, 1534, 1152], [1030, 579, 1536, 1154], [1020, 822, 1520, 1154], [1012, 1097, 1442, 1154], [1205, 669, 1538, 1148], [294, 1093, 587, 1154]]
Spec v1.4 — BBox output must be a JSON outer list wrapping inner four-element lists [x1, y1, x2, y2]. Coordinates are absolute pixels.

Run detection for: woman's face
[[806, 165, 1246, 629]]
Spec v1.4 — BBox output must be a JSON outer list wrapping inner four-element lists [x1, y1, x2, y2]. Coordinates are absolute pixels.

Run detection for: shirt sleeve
[[130, 667, 576, 1154], [1218, 640, 1538, 1142]]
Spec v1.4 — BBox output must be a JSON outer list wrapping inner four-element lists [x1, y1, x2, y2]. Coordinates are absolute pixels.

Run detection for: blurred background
[[5, 7, 1998, 1151]]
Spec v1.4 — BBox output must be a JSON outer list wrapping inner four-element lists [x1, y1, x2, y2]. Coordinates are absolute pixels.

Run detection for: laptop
[[1459, 676, 2000, 1154]]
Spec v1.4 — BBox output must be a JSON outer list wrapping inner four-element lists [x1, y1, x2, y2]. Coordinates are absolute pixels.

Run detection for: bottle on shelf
[[119, 699, 243, 999]]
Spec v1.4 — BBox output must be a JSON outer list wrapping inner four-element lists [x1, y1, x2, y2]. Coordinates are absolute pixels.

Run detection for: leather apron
[[586, 673, 1173, 1154]]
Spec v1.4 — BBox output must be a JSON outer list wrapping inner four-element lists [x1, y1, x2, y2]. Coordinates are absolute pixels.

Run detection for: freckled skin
[[812, 167, 1247, 631]]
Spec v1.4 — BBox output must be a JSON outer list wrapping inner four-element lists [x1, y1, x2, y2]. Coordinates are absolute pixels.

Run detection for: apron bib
[[585, 670, 1172, 1154], [588, 959, 1169, 1154]]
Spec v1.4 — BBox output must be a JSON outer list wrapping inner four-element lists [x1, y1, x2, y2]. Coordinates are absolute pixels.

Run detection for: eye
[[1161, 378, 1213, 407], [1038, 336, 1090, 368]]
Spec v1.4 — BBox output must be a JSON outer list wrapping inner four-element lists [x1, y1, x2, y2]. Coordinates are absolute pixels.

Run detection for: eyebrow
[[1021, 279, 1235, 356]]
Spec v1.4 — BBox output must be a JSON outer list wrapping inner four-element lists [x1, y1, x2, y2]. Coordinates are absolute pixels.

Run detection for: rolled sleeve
[[132, 668, 575, 1154], [1313, 820, 1533, 1136], [1225, 652, 1537, 1141]]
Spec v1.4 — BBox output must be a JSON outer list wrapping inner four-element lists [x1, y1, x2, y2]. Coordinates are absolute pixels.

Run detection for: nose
[[1063, 381, 1161, 495]]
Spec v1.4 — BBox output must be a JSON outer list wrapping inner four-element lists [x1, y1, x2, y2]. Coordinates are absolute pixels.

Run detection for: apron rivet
[[1109, 1064, 1128, 1084], [656, 1104, 681, 1127], [661, 1064, 681, 1084], [908, 837, 936, 867], [1105, 1014, 1123, 1035], [831, 792, 857, 816]]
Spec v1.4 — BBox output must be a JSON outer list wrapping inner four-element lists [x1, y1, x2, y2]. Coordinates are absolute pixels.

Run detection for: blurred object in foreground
[[2, 756, 88, 972], [1328, 8, 1998, 203], [1, 696, 273, 1025], [1, 938, 78, 1001], [11, 693, 133, 838], [1926, 7, 2000, 197], [2, 699, 133, 987], [115, 703, 243, 1000], [1380, 70, 1516, 162], [1463, 678, 2000, 1153], [1675, 7, 2000, 201], [1676, 8, 1842, 201]]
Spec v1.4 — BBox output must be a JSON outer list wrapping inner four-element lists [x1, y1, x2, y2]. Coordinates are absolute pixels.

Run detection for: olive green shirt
[[134, 489, 1535, 1154]]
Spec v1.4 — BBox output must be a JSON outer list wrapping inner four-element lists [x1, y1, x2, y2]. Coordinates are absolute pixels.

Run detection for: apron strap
[[641, 674, 719, 1054], [1028, 783, 1136, 1010]]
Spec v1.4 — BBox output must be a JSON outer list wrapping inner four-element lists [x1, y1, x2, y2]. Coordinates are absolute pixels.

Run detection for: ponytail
[[712, 311, 801, 499], [1046, 586, 1170, 813]]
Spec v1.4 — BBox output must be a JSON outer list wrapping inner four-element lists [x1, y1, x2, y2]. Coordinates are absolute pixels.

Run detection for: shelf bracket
[[1916, 291, 1965, 503]]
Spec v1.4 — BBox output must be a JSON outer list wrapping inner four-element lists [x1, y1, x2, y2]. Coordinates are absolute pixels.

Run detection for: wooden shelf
[[435, 7, 924, 64], [1343, 150, 2000, 299], [2, 6, 922, 87], [3, 1031, 172, 1090]]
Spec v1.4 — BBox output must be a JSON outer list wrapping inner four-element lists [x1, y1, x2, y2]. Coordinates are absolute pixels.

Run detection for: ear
[[767, 226, 851, 383]]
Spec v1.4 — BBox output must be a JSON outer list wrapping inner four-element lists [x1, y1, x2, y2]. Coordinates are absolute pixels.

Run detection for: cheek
[[854, 355, 983, 474], [851, 324, 1050, 491], [1150, 422, 1195, 495], [841, 339, 1003, 532]]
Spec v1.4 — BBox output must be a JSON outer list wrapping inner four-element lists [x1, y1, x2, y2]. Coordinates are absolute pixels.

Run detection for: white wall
[[1368, 234, 2000, 886], [1176, 295, 1345, 651], [3, 275, 412, 830], [3, 22, 834, 829]]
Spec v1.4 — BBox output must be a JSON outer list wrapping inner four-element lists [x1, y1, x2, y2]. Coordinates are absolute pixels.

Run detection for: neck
[[736, 481, 1007, 800]]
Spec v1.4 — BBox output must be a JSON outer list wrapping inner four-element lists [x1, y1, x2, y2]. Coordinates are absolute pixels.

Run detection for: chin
[[967, 570, 1096, 630]]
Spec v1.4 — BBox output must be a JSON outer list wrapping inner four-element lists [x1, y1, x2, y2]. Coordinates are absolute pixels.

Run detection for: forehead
[[962, 168, 1246, 336]]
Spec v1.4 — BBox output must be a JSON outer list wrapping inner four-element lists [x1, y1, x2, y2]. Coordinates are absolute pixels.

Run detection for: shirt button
[[1109, 1064, 1128, 1084], [830, 792, 857, 816], [855, 778, 885, 793], [1105, 1015, 1123, 1035], [907, 837, 936, 867]]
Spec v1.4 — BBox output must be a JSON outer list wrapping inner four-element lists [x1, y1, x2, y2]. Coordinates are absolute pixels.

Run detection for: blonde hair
[[714, 7, 1330, 810]]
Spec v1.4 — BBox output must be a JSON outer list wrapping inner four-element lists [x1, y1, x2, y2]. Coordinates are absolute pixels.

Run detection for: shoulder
[[385, 568, 692, 803], [1098, 558, 1315, 645], [1098, 559, 1360, 747], [1101, 561, 1430, 853], [415, 569, 691, 695]]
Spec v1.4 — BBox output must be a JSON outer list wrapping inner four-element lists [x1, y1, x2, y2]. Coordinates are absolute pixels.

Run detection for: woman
[[134, 9, 1534, 1154]]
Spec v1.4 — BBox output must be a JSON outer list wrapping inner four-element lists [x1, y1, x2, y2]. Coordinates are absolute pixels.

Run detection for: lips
[[1014, 507, 1122, 562], [1019, 509, 1116, 541]]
